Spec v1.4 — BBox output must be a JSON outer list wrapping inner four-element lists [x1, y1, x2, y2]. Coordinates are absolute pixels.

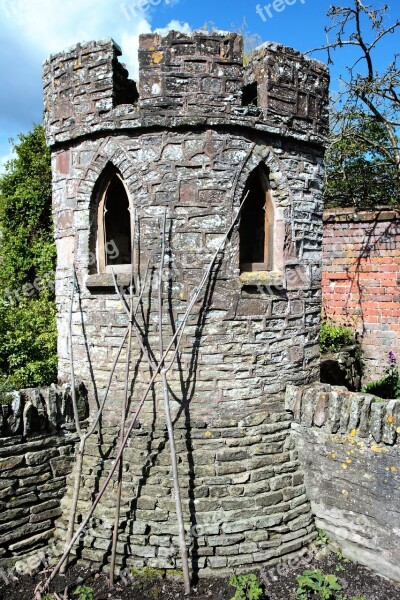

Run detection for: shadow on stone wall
[[320, 345, 362, 391]]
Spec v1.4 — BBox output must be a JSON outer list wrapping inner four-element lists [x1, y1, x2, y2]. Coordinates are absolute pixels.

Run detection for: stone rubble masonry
[[42, 31, 329, 574], [286, 383, 400, 583], [43, 32, 329, 147], [320, 345, 362, 391], [322, 207, 400, 383], [244, 41, 329, 142]]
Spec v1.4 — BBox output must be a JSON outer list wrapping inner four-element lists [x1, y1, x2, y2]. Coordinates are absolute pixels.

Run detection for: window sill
[[86, 273, 132, 289], [239, 270, 284, 287]]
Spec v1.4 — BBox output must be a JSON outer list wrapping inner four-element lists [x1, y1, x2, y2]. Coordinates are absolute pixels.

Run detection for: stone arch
[[76, 137, 143, 203], [233, 143, 292, 209], [75, 138, 144, 273], [233, 144, 293, 273], [92, 164, 134, 274]]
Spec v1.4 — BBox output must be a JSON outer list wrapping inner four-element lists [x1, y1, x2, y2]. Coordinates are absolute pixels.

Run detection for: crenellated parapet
[[43, 32, 329, 147], [43, 39, 138, 145]]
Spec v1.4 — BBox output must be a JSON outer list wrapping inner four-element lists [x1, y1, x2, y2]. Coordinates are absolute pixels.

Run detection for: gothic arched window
[[240, 165, 274, 272], [97, 171, 132, 273]]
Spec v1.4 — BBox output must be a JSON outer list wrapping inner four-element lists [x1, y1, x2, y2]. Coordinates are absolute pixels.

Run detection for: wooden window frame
[[97, 172, 134, 274]]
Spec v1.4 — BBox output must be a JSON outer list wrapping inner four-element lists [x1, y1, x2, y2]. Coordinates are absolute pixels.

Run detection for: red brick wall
[[322, 208, 400, 383]]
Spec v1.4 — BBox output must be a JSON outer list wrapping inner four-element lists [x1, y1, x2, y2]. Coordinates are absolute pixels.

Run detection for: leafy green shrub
[[362, 351, 400, 400], [73, 586, 94, 600], [296, 569, 342, 599], [320, 322, 355, 353], [0, 125, 57, 389], [315, 529, 330, 547], [229, 574, 264, 600]]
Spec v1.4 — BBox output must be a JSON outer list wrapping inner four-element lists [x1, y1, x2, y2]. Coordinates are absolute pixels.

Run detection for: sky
[[0, 0, 399, 172]]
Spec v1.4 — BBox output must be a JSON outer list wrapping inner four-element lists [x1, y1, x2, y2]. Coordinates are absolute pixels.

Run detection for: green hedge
[[0, 125, 57, 389]]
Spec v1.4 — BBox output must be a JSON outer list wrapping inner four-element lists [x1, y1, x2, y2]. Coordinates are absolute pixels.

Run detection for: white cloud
[[120, 19, 152, 80], [155, 19, 192, 37], [0, 0, 186, 161], [0, 0, 153, 76]]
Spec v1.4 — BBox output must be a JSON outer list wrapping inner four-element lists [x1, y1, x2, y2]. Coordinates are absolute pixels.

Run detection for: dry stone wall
[[0, 385, 87, 566], [43, 31, 329, 575], [0, 383, 88, 437], [0, 431, 77, 568], [286, 383, 400, 583]]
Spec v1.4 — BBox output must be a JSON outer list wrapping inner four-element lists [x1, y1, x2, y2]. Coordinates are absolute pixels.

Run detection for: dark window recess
[[104, 176, 131, 265], [242, 82, 258, 107], [240, 175, 265, 264]]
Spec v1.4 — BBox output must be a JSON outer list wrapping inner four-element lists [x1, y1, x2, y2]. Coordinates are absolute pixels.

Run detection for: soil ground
[[0, 547, 399, 600]]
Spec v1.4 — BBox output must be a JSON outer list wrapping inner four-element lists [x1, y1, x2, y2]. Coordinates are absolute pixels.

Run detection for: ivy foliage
[[0, 124, 57, 389]]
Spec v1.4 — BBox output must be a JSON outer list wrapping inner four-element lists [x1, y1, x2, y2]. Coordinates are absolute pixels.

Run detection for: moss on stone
[[166, 569, 184, 579], [130, 566, 165, 579]]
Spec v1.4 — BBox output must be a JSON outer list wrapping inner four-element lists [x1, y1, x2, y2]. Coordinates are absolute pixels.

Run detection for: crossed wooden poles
[[35, 191, 249, 599]]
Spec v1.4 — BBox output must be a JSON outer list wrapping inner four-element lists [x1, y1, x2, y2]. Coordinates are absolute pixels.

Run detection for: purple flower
[[388, 351, 396, 366]]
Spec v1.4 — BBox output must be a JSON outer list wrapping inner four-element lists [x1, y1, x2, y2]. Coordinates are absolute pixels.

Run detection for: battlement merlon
[[244, 41, 330, 140], [138, 31, 244, 111], [42, 32, 330, 148]]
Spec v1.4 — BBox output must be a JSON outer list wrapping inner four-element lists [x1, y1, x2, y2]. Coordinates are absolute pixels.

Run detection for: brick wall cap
[[323, 206, 400, 223]]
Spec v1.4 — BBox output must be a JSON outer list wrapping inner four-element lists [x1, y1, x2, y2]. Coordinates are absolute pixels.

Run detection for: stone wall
[[322, 207, 400, 382], [43, 31, 329, 574], [320, 345, 362, 391], [286, 383, 400, 583], [244, 42, 329, 141], [0, 385, 87, 566], [0, 432, 77, 567], [0, 383, 88, 437], [54, 413, 315, 577]]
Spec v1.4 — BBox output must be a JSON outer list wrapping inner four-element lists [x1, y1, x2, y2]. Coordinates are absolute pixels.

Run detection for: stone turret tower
[[43, 31, 329, 575]]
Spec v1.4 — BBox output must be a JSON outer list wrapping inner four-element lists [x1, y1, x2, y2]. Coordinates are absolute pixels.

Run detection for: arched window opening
[[97, 172, 132, 273], [240, 166, 274, 272]]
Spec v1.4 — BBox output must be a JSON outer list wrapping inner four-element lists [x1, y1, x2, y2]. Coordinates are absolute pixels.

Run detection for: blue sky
[[0, 0, 399, 171]]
